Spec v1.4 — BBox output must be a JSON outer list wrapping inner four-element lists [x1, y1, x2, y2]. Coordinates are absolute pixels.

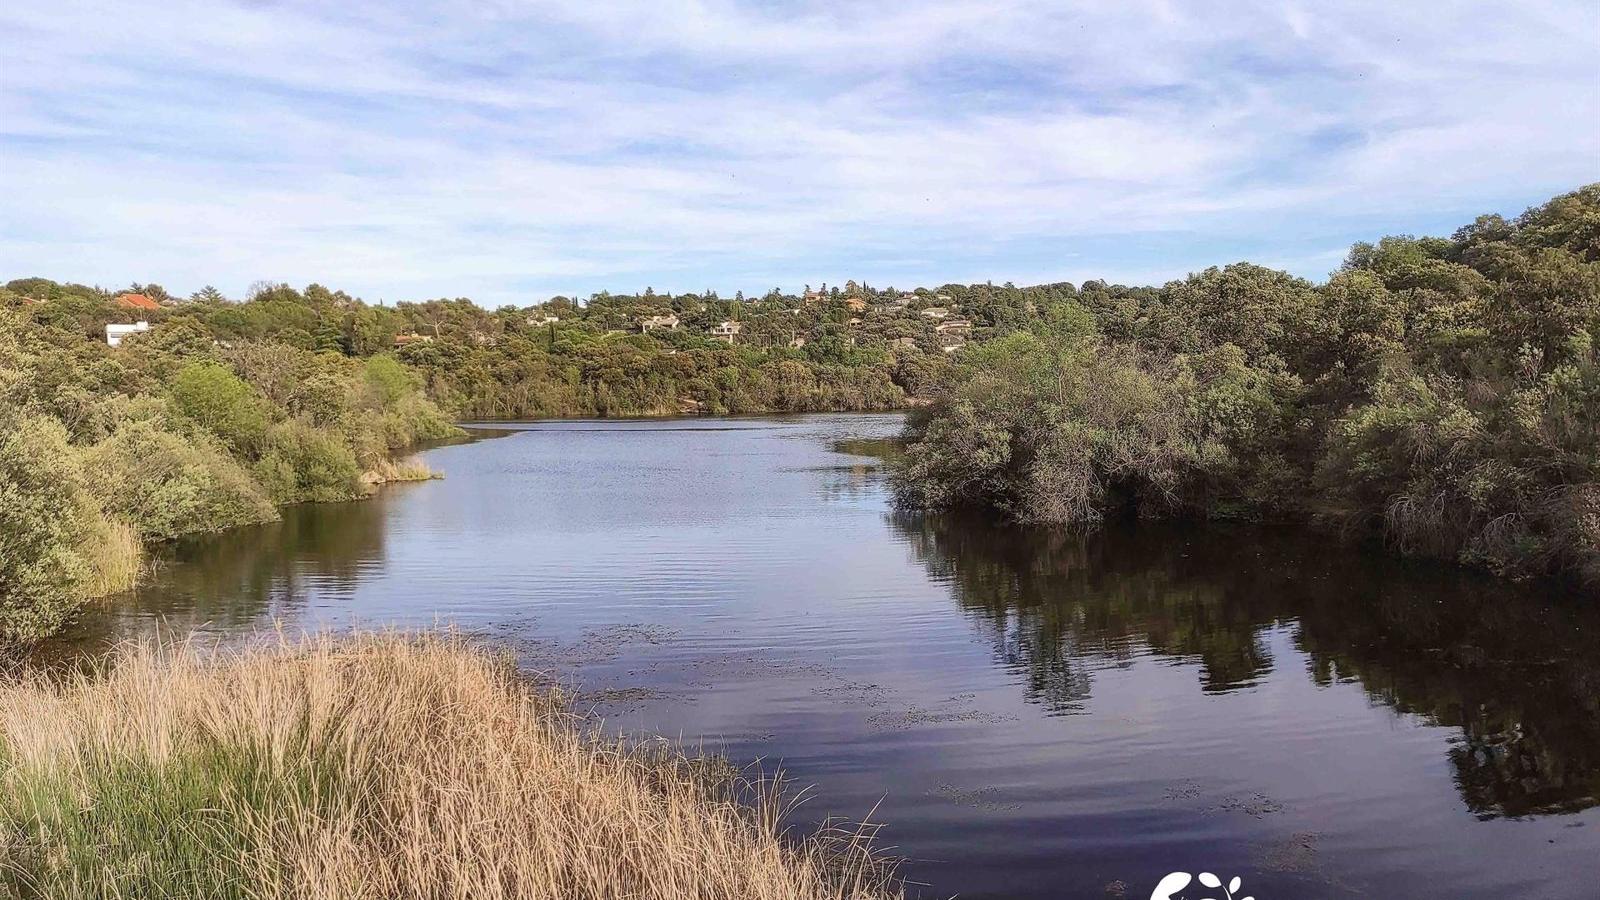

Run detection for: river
[[56, 413, 1599, 899]]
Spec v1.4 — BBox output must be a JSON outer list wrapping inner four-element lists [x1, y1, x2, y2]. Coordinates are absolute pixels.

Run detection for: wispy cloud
[[1, 0, 1595, 303]]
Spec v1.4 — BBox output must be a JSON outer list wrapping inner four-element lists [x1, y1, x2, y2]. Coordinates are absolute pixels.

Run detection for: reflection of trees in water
[[57, 495, 392, 652], [1290, 586, 1600, 819], [893, 512, 1600, 818], [897, 515, 1275, 703]]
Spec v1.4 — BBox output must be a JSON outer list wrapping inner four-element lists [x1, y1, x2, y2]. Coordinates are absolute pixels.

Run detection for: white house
[[106, 321, 150, 347], [709, 320, 742, 343], [640, 313, 680, 332]]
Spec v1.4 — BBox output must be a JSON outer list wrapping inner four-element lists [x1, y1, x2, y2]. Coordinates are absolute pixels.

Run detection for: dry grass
[[361, 456, 440, 487], [79, 516, 144, 598], [0, 631, 901, 900]]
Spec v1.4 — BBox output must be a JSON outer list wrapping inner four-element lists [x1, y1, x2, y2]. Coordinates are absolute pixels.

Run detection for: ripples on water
[[60, 414, 1599, 899]]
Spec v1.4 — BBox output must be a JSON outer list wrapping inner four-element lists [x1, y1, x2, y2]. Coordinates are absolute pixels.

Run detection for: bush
[[168, 361, 276, 457], [84, 420, 278, 541], [898, 337, 1213, 524], [0, 416, 94, 643], [255, 421, 364, 504], [362, 353, 415, 406]]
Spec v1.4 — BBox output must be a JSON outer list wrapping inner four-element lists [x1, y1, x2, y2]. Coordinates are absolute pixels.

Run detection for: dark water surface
[[60, 414, 1599, 899]]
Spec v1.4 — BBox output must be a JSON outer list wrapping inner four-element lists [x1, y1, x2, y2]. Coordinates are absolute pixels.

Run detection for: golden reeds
[[361, 456, 441, 488], [0, 631, 901, 900]]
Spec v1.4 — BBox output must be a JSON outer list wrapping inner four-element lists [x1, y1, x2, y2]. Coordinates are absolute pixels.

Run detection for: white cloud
[[0, 0, 1595, 304]]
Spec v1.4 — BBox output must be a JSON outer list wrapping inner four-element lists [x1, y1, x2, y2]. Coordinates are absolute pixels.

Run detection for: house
[[935, 318, 972, 336], [844, 297, 867, 312], [114, 292, 162, 311], [788, 335, 808, 349], [890, 336, 918, 349], [640, 313, 680, 332], [847, 317, 863, 327], [105, 321, 150, 347], [527, 313, 560, 326], [802, 283, 828, 304], [709, 320, 742, 343], [920, 307, 951, 320], [941, 339, 967, 353], [394, 333, 434, 347]]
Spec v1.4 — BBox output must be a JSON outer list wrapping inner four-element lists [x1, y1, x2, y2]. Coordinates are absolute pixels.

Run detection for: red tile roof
[[114, 292, 162, 311]]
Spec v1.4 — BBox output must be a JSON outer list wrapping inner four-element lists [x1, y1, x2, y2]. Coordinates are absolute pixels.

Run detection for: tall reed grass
[[361, 455, 440, 488], [80, 516, 143, 598], [0, 632, 901, 900]]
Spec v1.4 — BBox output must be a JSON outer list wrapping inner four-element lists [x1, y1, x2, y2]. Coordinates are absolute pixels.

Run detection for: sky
[[1, 1, 1597, 307]]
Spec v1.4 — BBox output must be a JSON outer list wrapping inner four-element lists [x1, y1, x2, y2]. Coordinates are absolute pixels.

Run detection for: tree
[[168, 362, 276, 457]]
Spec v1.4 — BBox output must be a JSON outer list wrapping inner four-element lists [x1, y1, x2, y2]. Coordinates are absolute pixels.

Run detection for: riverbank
[[0, 631, 901, 900], [892, 186, 1600, 594], [0, 306, 464, 648], [24, 414, 1598, 898]]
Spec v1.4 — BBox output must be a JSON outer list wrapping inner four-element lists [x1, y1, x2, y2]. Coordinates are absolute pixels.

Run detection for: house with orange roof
[[114, 292, 162, 311]]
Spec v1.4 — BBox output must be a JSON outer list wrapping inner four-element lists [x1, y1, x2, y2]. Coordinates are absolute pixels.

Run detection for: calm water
[[60, 414, 1599, 899]]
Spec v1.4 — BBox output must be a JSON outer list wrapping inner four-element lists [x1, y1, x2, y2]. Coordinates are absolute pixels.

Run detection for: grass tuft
[[80, 516, 144, 598], [0, 631, 901, 900], [361, 456, 441, 487]]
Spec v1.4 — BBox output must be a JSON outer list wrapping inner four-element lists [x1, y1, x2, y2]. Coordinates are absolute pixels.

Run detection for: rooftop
[[114, 292, 161, 311]]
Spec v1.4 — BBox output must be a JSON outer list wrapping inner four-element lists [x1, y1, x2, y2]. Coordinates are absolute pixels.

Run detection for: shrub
[[255, 420, 364, 504], [898, 338, 1212, 524], [84, 420, 278, 541], [362, 353, 415, 407], [168, 361, 276, 457], [0, 416, 94, 643]]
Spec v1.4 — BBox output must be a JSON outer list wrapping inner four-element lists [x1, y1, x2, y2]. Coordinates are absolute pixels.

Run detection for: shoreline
[[0, 631, 903, 899]]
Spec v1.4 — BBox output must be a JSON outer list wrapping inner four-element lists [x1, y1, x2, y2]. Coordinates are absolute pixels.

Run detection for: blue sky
[[1, 1, 1596, 306]]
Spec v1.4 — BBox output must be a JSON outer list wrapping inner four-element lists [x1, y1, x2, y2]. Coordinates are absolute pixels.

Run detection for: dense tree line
[[896, 185, 1600, 592], [0, 305, 457, 646], [4, 280, 956, 420], [0, 275, 974, 645], [4, 184, 1593, 645]]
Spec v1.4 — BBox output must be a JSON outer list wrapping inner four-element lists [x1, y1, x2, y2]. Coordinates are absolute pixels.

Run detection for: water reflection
[[64, 494, 394, 651], [894, 512, 1600, 819]]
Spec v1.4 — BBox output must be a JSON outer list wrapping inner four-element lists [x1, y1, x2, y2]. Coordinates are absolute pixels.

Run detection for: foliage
[[898, 185, 1600, 591], [0, 303, 460, 646], [83, 419, 279, 541], [3, 182, 1595, 639], [0, 416, 95, 643], [169, 361, 275, 456], [254, 420, 363, 504]]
